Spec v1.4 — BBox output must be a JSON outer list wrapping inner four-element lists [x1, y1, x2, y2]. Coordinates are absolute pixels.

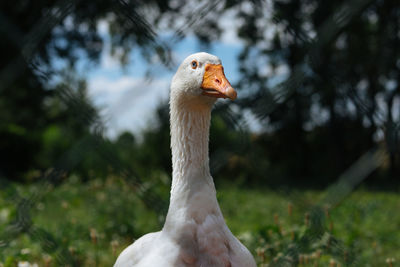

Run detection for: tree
[[0, 0, 174, 180], [232, 0, 400, 184], [2, 0, 399, 185]]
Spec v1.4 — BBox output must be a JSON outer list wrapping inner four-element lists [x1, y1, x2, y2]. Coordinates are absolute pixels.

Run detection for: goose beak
[[201, 64, 237, 100]]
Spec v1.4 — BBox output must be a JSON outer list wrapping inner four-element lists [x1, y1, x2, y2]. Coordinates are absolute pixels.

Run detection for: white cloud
[[219, 1, 273, 46], [100, 51, 121, 70], [219, 8, 244, 46], [89, 76, 135, 96], [88, 74, 171, 138], [95, 19, 125, 71], [97, 19, 109, 35], [88, 12, 252, 138]]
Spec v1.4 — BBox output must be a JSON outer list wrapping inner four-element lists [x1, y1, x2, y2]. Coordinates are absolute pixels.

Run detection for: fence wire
[[0, 0, 399, 266]]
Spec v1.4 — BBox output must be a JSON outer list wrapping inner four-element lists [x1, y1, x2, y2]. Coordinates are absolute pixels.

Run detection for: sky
[[83, 20, 250, 139], [58, 6, 398, 141]]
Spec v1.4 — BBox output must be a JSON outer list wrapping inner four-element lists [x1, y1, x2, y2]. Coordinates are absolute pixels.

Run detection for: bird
[[114, 52, 256, 267]]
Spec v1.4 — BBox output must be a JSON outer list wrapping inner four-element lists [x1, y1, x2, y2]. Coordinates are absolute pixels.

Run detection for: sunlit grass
[[0, 177, 399, 266], [218, 186, 400, 266]]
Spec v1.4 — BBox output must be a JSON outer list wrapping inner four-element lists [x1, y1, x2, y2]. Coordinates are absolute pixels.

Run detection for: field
[[0, 176, 399, 266]]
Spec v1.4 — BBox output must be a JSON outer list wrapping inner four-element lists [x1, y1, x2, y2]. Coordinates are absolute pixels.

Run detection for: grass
[[0, 176, 399, 266], [218, 186, 400, 266]]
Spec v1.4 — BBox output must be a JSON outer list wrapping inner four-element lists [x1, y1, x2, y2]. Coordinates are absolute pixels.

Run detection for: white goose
[[114, 52, 256, 267]]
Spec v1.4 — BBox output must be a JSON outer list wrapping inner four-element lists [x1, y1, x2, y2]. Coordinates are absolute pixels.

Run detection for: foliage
[[1, 0, 399, 185], [232, 0, 400, 183], [219, 187, 400, 266], [0, 0, 172, 180], [1, 0, 400, 265], [0, 177, 399, 266]]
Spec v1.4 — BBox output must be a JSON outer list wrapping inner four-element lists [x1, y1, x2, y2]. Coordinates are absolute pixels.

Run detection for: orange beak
[[201, 64, 237, 100]]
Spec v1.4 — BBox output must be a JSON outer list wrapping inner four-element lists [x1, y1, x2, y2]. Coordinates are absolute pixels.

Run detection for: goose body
[[114, 52, 256, 267]]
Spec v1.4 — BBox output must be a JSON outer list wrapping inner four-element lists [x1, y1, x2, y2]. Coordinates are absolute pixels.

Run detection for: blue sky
[[83, 21, 247, 138], [76, 1, 400, 142], [57, 13, 398, 141]]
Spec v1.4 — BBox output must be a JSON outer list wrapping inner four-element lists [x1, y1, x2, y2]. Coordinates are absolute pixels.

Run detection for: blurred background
[[0, 0, 399, 266]]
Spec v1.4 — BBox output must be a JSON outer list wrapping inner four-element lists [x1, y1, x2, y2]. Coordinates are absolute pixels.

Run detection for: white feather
[[114, 52, 256, 267]]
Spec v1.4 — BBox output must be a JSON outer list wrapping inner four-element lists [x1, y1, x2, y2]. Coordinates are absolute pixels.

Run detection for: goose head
[[170, 52, 237, 109]]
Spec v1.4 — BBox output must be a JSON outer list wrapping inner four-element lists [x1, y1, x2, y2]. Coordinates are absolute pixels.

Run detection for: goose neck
[[170, 103, 212, 189]]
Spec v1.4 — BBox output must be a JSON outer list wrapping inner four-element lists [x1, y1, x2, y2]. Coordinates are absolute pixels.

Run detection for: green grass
[[0, 177, 399, 266]]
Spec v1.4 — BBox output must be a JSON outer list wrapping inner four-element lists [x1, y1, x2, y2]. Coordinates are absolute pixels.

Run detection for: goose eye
[[191, 60, 198, 69]]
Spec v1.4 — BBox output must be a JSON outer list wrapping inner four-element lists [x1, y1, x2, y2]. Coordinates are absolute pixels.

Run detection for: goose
[[114, 52, 256, 267]]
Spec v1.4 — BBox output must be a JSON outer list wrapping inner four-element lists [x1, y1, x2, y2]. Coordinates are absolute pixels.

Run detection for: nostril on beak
[[215, 79, 221, 84]]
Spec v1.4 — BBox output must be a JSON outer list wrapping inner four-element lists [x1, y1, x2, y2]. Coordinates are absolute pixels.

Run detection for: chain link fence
[[0, 0, 399, 266]]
